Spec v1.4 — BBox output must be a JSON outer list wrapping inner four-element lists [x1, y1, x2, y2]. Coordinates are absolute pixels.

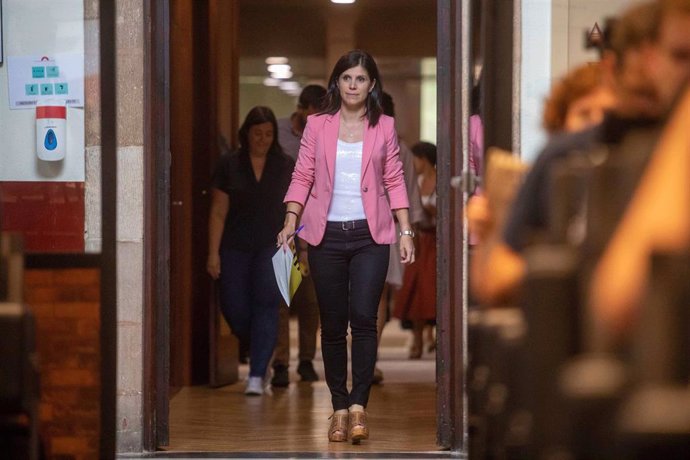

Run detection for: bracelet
[[286, 210, 300, 219], [399, 229, 415, 238]]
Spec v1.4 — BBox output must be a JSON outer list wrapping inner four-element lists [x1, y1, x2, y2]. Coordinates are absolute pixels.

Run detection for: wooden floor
[[162, 321, 453, 458]]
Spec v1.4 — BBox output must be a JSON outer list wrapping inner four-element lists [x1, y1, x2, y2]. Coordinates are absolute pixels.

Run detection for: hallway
[[164, 320, 451, 457]]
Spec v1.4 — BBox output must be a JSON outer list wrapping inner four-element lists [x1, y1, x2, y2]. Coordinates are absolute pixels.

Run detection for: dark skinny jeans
[[308, 220, 389, 410]]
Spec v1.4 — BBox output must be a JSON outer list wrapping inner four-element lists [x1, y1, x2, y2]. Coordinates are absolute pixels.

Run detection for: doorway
[[145, 0, 511, 455]]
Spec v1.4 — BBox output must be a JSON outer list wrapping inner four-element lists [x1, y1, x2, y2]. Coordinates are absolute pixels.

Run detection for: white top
[[418, 174, 437, 227], [418, 174, 437, 208], [327, 140, 367, 221]]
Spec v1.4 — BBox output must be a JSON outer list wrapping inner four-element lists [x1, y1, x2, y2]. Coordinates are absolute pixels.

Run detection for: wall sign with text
[[7, 54, 84, 109]]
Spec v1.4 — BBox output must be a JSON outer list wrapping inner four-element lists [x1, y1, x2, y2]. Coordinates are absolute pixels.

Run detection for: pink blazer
[[284, 110, 410, 246]]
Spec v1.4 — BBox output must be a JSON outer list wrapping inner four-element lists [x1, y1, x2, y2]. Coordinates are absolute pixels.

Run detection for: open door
[[143, 0, 171, 449], [435, 0, 516, 451], [168, 0, 241, 392], [151, 1, 242, 448], [206, 0, 241, 388], [436, 0, 471, 450]]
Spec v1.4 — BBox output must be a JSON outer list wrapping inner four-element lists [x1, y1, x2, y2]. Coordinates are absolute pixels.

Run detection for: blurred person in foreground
[[207, 106, 294, 396], [588, 0, 690, 339], [276, 50, 414, 443], [271, 84, 327, 387], [467, 0, 689, 306], [590, 85, 690, 340]]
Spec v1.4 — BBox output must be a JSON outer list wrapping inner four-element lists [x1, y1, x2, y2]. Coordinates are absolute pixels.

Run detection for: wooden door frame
[[143, 0, 171, 450], [436, 0, 469, 451], [436, 0, 516, 451], [99, 1, 118, 457]]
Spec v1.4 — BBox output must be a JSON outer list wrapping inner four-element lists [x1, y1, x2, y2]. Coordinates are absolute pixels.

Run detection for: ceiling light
[[271, 69, 293, 79], [279, 81, 301, 91], [265, 56, 289, 65], [267, 64, 291, 73], [263, 78, 281, 87], [331, 0, 356, 4]]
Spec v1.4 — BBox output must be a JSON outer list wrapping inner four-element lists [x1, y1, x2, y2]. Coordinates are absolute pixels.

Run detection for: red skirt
[[393, 230, 436, 322]]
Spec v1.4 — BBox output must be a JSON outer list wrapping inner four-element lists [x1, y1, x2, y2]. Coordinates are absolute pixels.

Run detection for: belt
[[328, 219, 368, 231]]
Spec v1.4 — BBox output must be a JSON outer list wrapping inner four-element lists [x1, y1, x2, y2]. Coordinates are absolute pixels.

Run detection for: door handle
[[450, 172, 481, 193]]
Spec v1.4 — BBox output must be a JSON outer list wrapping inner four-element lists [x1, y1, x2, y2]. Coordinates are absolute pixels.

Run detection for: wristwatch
[[399, 229, 415, 238]]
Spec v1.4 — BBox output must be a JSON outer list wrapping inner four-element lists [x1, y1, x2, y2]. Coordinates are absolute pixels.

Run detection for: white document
[[272, 245, 294, 306]]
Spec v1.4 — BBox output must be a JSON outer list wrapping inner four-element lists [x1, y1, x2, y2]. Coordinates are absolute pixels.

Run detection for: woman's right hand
[[207, 253, 221, 280], [276, 221, 297, 249]]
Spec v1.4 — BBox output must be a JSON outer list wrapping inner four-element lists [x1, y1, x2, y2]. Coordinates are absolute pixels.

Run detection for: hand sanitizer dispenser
[[36, 101, 66, 161]]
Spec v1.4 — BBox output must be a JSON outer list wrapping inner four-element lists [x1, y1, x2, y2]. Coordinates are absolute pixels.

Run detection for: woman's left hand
[[276, 222, 296, 249], [399, 235, 416, 264], [298, 250, 310, 276]]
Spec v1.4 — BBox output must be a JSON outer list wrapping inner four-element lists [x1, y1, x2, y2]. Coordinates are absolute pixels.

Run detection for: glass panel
[[0, 0, 99, 254]]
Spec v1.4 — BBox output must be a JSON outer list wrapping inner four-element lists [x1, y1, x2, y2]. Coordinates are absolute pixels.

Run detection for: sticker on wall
[[6, 54, 84, 109], [586, 22, 604, 50]]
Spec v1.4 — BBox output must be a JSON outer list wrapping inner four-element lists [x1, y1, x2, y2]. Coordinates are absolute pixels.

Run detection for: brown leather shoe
[[328, 412, 348, 442], [348, 410, 369, 444]]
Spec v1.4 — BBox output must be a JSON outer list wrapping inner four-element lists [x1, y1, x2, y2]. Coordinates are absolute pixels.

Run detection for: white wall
[[520, 0, 552, 163], [519, 0, 637, 163], [0, 0, 85, 181], [562, 0, 635, 73], [420, 57, 437, 144]]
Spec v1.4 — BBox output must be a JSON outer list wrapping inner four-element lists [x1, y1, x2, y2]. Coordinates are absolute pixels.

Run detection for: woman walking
[[276, 50, 415, 443], [208, 106, 294, 396]]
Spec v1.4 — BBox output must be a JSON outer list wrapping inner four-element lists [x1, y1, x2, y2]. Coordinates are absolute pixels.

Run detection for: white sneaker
[[245, 376, 263, 395]]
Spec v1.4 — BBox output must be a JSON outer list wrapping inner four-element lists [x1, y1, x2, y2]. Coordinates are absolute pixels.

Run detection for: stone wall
[[115, 0, 145, 452], [84, 0, 146, 453]]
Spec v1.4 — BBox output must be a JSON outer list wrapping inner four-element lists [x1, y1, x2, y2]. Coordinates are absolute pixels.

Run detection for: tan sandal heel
[[328, 412, 349, 442], [348, 410, 369, 444]]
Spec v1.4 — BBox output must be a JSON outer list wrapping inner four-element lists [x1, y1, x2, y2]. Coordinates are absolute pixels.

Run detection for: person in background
[[393, 142, 437, 359], [371, 92, 425, 383], [469, 80, 484, 188], [207, 106, 294, 396], [277, 50, 415, 444], [271, 84, 327, 387], [277, 84, 327, 162], [467, 82, 484, 257]]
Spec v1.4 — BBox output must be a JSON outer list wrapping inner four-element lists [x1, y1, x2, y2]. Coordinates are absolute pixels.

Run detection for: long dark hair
[[321, 50, 384, 127], [411, 141, 437, 167], [237, 106, 284, 156]]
